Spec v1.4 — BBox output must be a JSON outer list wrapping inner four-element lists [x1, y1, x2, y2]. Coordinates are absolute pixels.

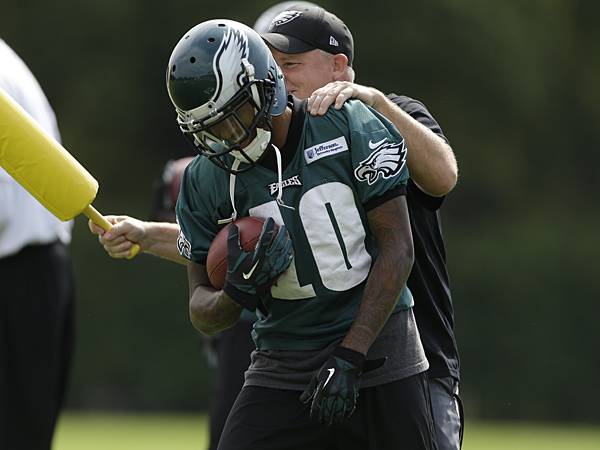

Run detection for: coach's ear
[[331, 53, 349, 81]]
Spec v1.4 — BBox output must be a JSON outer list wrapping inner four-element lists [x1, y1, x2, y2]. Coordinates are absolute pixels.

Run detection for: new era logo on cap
[[261, 5, 354, 66]]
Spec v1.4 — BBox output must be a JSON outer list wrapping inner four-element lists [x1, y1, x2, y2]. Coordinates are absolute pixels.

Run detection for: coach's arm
[[308, 81, 458, 197]]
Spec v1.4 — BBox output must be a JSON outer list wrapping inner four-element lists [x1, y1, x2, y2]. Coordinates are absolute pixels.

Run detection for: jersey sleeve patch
[[354, 138, 407, 185], [304, 136, 349, 164], [177, 228, 192, 259]]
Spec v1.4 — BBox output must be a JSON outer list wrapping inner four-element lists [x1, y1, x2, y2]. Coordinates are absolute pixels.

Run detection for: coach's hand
[[307, 81, 382, 116], [223, 217, 293, 315], [300, 346, 385, 426], [88, 215, 143, 258]]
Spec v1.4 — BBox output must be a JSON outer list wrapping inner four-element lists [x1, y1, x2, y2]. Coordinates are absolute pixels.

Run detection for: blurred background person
[[0, 37, 76, 450]]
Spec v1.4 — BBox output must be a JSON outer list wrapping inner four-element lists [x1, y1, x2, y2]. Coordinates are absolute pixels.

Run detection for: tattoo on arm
[[342, 196, 414, 354]]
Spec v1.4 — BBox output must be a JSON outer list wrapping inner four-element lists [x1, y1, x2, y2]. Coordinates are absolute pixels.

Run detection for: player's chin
[[240, 133, 256, 148]]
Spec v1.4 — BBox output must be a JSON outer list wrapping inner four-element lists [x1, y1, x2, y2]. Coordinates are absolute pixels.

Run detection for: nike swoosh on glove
[[223, 217, 293, 315], [299, 346, 386, 426]]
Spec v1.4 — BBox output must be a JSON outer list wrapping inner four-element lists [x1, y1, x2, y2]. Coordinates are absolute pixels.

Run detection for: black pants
[[218, 371, 437, 450], [208, 321, 256, 450], [0, 242, 76, 450]]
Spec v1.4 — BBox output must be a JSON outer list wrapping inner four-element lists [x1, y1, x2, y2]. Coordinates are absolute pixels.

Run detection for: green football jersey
[[176, 98, 413, 351]]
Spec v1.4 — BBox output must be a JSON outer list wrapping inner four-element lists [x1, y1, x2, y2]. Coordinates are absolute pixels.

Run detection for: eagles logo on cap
[[261, 5, 354, 67], [268, 11, 302, 31]]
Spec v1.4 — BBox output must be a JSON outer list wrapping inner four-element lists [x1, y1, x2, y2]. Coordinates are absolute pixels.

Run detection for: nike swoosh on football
[[243, 260, 260, 279], [368, 137, 387, 149], [324, 368, 335, 386]]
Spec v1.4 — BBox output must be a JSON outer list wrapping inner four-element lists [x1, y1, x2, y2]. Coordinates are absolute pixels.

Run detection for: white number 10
[[249, 182, 371, 300]]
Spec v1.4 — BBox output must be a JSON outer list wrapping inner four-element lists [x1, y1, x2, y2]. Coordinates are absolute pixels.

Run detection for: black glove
[[223, 217, 293, 315], [299, 346, 386, 426]]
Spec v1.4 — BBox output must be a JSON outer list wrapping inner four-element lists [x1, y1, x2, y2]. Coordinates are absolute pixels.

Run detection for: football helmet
[[166, 20, 287, 174]]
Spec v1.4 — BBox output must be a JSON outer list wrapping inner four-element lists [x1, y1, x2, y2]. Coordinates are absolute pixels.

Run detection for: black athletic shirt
[[387, 93, 460, 381]]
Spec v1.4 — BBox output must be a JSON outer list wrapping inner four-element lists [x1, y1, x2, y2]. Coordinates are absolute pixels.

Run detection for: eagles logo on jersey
[[177, 230, 192, 259], [267, 175, 302, 196], [354, 138, 407, 185]]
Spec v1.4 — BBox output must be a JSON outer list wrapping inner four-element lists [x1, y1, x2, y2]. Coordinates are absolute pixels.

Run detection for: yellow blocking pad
[[0, 87, 98, 221], [0, 87, 139, 258]]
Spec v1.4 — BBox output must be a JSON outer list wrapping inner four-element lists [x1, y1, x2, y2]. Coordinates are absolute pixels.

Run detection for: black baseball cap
[[261, 5, 354, 67]]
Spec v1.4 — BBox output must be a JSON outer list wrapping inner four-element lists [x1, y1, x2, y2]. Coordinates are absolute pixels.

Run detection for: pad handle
[[84, 205, 140, 259]]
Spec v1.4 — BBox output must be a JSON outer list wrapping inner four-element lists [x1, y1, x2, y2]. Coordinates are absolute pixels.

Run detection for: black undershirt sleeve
[[363, 184, 407, 213]]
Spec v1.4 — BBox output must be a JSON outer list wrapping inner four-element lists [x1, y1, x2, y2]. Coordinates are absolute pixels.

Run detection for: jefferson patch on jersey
[[176, 97, 412, 351], [304, 136, 348, 164]]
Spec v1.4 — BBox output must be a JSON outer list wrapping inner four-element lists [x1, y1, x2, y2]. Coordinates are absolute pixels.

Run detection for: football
[[206, 216, 278, 289]]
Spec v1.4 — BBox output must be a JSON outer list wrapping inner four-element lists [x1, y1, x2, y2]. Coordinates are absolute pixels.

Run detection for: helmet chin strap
[[218, 159, 241, 225], [217, 145, 294, 225]]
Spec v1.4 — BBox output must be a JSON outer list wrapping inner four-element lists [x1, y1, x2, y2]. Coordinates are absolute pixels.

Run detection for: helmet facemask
[[177, 59, 278, 174]]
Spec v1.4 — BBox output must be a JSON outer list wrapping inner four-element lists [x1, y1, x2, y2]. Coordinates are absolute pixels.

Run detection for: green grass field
[[462, 421, 600, 450], [54, 412, 209, 450], [53, 412, 600, 450]]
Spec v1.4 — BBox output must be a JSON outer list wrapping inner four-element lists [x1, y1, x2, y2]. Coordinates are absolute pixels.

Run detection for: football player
[[89, 18, 436, 450], [170, 20, 434, 449]]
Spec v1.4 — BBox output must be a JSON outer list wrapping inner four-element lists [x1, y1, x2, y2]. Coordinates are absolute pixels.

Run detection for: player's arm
[[88, 216, 186, 264], [187, 260, 244, 335], [341, 194, 414, 355], [187, 217, 292, 335], [308, 81, 458, 197], [299, 194, 414, 425]]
